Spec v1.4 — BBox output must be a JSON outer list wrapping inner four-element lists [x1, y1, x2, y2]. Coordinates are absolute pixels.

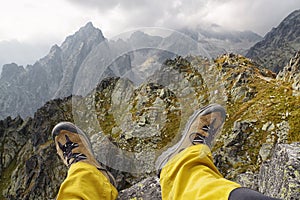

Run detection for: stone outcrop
[[277, 51, 300, 96], [259, 143, 300, 199], [118, 177, 161, 200], [0, 97, 73, 200]]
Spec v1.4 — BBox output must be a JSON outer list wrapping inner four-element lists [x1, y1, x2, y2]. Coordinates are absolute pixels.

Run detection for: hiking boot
[[155, 103, 226, 172], [52, 122, 117, 187]]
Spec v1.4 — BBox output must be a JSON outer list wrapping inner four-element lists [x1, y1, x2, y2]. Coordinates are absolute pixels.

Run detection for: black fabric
[[228, 188, 282, 200]]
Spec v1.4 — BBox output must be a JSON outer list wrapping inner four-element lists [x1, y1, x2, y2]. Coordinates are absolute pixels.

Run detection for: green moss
[[93, 81, 118, 136], [157, 108, 181, 149], [0, 158, 17, 199], [212, 54, 300, 179]]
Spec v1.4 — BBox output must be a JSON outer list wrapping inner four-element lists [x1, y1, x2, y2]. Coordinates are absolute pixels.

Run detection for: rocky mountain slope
[[247, 9, 300, 73], [0, 22, 105, 119], [0, 22, 261, 120], [0, 53, 299, 199]]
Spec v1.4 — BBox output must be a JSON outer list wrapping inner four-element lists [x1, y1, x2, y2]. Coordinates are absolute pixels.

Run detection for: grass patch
[[0, 158, 17, 199]]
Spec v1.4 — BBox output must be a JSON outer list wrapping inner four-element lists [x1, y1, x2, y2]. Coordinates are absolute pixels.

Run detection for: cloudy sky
[[0, 0, 299, 69]]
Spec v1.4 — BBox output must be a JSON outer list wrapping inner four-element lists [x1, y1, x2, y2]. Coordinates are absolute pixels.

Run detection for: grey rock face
[[118, 177, 161, 200], [236, 171, 259, 190], [0, 97, 73, 200], [0, 22, 105, 120], [0, 116, 29, 177], [247, 9, 300, 73], [259, 143, 300, 199], [0, 63, 25, 82], [277, 51, 300, 96]]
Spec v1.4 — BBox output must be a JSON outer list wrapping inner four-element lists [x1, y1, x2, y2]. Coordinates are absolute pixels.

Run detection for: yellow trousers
[[57, 145, 240, 200], [56, 162, 118, 200], [160, 144, 241, 200]]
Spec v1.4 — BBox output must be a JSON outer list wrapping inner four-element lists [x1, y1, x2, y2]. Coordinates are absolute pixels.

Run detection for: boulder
[[259, 143, 300, 199]]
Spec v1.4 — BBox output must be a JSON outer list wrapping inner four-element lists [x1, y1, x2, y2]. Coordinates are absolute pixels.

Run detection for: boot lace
[[58, 135, 87, 167], [189, 122, 216, 145], [190, 132, 206, 145]]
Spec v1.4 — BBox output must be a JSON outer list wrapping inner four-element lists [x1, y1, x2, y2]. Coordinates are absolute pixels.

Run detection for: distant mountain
[[0, 40, 50, 73], [110, 25, 262, 58], [183, 24, 262, 56], [0, 22, 262, 119], [247, 9, 300, 73], [0, 22, 105, 119]]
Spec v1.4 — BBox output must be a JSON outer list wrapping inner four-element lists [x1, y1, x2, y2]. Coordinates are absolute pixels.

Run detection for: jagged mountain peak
[[127, 30, 163, 48], [246, 9, 300, 73], [75, 21, 102, 36], [130, 30, 148, 38], [49, 44, 61, 52], [78, 22, 104, 39], [264, 9, 300, 41], [84, 21, 96, 29], [284, 9, 300, 22], [0, 22, 108, 119], [60, 21, 105, 51], [0, 63, 25, 82], [175, 24, 262, 57]]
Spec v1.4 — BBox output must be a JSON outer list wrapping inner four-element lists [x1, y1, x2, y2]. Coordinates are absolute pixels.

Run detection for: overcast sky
[[0, 0, 299, 69]]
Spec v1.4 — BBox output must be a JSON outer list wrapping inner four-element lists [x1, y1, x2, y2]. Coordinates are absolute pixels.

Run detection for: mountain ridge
[[0, 22, 262, 120], [0, 22, 105, 119], [247, 9, 300, 72]]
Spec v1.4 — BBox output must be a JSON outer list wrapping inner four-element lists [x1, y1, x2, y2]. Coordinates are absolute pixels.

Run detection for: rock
[[225, 120, 257, 147], [277, 51, 300, 96], [262, 121, 275, 132], [0, 116, 29, 175], [118, 177, 161, 200], [276, 121, 290, 144], [259, 143, 274, 161], [236, 171, 258, 190], [259, 143, 300, 199], [138, 116, 147, 127]]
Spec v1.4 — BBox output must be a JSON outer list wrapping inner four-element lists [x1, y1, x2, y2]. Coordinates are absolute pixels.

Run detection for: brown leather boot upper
[[52, 122, 117, 187]]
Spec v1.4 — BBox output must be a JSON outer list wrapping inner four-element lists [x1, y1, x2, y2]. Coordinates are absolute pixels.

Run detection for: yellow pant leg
[[57, 162, 118, 200], [160, 144, 241, 200]]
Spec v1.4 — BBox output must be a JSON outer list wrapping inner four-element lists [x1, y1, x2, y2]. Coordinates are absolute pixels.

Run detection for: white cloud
[[1, 0, 299, 43], [0, 0, 299, 68], [0, 0, 92, 44]]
